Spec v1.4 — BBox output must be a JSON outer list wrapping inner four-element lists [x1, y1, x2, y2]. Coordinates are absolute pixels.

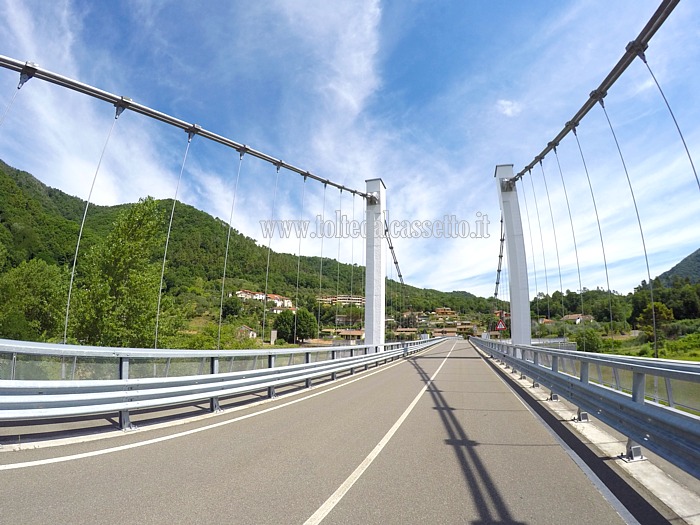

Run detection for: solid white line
[[303, 341, 456, 525], [481, 347, 640, 525], [0, 343, 443, 471]]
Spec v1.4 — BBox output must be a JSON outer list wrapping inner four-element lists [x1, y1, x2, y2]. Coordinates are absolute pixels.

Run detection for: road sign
[[496, 320, 507, 331]]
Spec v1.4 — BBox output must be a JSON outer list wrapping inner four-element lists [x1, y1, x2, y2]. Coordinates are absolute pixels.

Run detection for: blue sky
[[1, 0, 699, 300]]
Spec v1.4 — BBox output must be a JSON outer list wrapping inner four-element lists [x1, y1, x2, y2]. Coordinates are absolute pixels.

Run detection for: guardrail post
[[331, 350, 337, 380], [305, 352, 312, 388], [119, 357, 134, 430], [268, 354, 276, 398], [625, 372, 646, 461], [10, 352, 17, 380], [210, 357, 221, 412], [580, 362, 589, 384]]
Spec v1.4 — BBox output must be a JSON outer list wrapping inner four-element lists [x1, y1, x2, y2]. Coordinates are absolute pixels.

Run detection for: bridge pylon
[[495, 165, 532, 345], [365, 178, 386, 348]]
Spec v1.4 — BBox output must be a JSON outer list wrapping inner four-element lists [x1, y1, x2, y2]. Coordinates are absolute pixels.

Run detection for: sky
[[0, 0, 699, 301]]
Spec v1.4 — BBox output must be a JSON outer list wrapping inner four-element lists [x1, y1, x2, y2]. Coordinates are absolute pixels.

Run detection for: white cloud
[[495, 99, 523, 117], [0, 0, 699, 303]]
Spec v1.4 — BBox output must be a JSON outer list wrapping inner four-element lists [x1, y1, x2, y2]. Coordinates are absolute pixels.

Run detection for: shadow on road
[[409, 342, 528, 525]]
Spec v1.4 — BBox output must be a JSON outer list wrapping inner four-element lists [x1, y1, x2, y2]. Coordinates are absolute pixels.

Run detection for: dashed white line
[[304, 340, 456, 525]]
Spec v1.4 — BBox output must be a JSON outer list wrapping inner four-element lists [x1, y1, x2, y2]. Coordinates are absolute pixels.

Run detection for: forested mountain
[[0, 160, 492, 346], [658, 248, 700, 285]]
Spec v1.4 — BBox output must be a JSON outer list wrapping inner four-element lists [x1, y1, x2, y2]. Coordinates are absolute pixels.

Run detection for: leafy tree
[[221, 295, 242, 319], [274, 309, 296, 344], [0, 258, 67, 341], [573, 328, 603, 353], [295, 308, 318, 342], [636, 302, 674, 342], [71, 197, 164, 347]]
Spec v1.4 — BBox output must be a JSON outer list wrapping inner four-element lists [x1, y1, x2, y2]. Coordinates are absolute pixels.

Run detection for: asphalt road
[[1, 340, 630, 524]]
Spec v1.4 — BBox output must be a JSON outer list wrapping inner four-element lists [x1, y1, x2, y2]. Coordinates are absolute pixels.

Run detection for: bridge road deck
[[1, 340, 631, 524]]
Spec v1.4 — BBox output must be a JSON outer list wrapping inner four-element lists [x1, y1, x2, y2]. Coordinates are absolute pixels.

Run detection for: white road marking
[[304, 340, 456, 525], [0, 344, 441, 471]]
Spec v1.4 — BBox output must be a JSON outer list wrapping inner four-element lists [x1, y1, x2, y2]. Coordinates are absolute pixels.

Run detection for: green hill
[[0, 160, 492, 346], [658, 248, 700, 285]]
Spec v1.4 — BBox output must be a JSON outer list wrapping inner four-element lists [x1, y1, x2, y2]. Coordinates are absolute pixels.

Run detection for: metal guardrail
[[0, 338, 444, 429], [469, 337, 700, 480]]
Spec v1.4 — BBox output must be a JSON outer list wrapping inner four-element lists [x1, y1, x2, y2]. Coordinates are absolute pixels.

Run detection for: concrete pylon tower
[[495, 165, 532, 345], [364, 178, 386, 348]]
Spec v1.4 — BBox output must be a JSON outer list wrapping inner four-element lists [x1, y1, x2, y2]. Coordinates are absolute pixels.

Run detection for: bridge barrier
[[0, 338, 445, 430], [469, 336, 700, 480]]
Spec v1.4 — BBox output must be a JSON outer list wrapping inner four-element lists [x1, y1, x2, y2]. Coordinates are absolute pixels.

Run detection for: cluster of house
[[234, 290, 294, 314]]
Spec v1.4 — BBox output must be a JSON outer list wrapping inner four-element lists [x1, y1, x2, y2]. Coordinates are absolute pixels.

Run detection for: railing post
[[625, 371, 646, 461], [580, 361, 589, 384], [331, 350, 337, 380], [119, 357, 134, 430], [305, 352, 312, 388], [210, 357, 221, 412], [268, 354, 276, 398]]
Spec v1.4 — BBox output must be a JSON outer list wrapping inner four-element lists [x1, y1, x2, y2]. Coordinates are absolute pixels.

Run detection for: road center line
[[304, 341, 456, 525]]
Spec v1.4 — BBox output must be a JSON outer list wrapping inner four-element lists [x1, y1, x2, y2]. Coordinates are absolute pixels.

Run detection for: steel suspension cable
[[519, 179, 540, 321], [217, 150, 245, 350], [539, 160, 565, 318], [293, 177, 307, 344], [528, 169, 551, 319], [493, 215, 505, 333], [349, 194, 356, 327], [261, 165, 282, 345], [628, 42, 699, 193], [63, 105, 124, 344], [571, 126, 615, 347], [597, 97, 659, 356], [155, 129, 196, 348], [552, 146, 587, 344], [335, 190, 343, 334], [317, 184, 327, 339]]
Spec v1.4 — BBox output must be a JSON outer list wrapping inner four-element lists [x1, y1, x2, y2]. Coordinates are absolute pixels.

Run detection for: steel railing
[[470, 336, 700, 480], [0, 337, 445, 429]]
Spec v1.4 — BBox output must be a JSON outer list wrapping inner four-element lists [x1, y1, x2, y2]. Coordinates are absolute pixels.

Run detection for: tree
[[71, 197, 164, 347], [296, 308, 318, 342], [636, 302, 674, 342], [274, 309, 296, 344], [0, 258, 67, 341], [573, 328, 602, 353], [222, 295, 242, 319]]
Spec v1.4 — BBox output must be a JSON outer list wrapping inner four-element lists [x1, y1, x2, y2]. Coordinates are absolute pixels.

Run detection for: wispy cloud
[[0, 0, 699, 302]]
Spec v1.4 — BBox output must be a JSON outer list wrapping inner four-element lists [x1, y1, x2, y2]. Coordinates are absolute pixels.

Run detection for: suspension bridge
[[1, 1, 699, 523]]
